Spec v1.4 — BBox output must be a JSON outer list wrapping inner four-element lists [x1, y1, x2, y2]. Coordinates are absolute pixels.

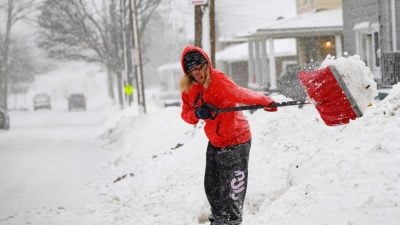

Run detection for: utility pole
[[194, 5, 204, 47], [193, 0, 215, 66], [120, 0, 134, 105], [110, 1, 124, 109], [209, 0, 215, 67], [102, 0, 115, 101], [129, 0, 146, 114], [120, 0, 128, 87]]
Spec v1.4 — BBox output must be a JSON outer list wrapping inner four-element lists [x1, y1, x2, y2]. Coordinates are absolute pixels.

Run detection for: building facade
[[245, 1, 343, 92], [342, 0, 400, 87]]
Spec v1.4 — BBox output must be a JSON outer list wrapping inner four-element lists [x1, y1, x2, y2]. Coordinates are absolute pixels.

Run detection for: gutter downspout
[[267, 38, 277, 91]]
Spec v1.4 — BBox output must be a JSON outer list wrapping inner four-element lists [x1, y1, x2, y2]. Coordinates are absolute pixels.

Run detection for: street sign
[[192, 0, 208, 6]]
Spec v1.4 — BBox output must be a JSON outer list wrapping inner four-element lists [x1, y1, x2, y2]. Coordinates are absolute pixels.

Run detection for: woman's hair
[[179, 64, 211, 92]]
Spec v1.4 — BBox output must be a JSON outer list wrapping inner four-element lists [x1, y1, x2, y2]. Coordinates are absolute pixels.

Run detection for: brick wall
[[342, 0, 379, 55]]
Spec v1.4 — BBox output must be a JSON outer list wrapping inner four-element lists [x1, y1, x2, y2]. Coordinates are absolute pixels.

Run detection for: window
[[374, 31, 380, 67], [353, 22, 381, 79]]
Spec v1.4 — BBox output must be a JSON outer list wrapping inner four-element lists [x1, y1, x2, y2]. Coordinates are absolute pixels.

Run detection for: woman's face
[[189, 64, 207, 84]]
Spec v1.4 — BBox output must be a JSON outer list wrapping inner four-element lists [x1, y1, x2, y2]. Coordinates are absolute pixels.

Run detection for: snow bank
[[89, 90, 399, 225]]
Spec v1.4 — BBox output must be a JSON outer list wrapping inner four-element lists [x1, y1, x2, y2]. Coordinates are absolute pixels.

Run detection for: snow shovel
[[298, 65, 362, 126]]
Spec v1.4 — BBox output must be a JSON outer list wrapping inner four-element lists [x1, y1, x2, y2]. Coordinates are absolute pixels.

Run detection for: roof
[[216, 43, 249, 62], [216, 0, 296, 42], [216, 39, 297, 62], [157, 62, 181, 73], [250, 8, 343, 39]]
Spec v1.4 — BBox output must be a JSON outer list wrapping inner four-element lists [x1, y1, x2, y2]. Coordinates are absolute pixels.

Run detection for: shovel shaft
[[270, 100, 309, 107], [214, 100, 309, 114]]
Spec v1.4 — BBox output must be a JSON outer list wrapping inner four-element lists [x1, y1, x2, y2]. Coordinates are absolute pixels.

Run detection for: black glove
[[195, 104, 213, 119]]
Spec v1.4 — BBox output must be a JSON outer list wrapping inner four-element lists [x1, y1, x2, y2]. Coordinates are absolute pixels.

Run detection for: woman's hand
[[263, 97, 278, 112]]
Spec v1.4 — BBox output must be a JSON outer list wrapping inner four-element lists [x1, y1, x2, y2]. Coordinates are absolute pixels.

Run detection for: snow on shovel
[[298, 55, 378, 126]]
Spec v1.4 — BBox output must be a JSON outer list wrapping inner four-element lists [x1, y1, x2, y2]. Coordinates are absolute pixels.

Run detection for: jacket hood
[[180, 45, 213, 73]]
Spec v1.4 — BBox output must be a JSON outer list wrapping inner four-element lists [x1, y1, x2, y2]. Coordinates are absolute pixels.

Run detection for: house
[[224, 0, 399, 92], [214, 0, 297, 90], [156, 62, 182, 92], [246, 6, 343, 92], [216, 40, 297, 89], [156, 62, 182, 107], [342, 0, 400, 88], [156, 0, 296, 92]]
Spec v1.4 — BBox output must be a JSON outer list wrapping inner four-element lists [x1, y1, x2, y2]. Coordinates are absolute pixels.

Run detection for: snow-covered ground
[[1, 57, 400, 225], [0, 108, 116, 224]]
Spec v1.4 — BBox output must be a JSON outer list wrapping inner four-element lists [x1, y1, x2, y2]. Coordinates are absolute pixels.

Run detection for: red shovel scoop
[[298, 65, 362, 126]]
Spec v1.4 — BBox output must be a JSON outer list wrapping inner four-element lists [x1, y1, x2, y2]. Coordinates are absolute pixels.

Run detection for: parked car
[[68, 93, 86, 111], [156, 91, 181, 107], [33, 93, 52, 111], [377, 87, 392, 100], [0, 105, 10, 130]]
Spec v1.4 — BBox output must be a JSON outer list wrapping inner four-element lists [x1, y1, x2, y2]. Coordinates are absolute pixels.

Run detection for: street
[[0, 109, 115, 222]]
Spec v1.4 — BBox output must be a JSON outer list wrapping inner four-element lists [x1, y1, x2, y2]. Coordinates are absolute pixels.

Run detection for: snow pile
[[321, 55, 378, 113], [371, 83, 400, 117], [84, 89, 398, 225], [245, 86, 400, 225]]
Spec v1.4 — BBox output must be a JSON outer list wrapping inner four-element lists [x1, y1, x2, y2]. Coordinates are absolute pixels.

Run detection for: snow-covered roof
[[251, 8, 343, 38], [157, 62, 181, 73], [216, 39, 297, 62], [216, 0, 296, 42], [216, 43, 249, 62], [268, 8, 342, 30]]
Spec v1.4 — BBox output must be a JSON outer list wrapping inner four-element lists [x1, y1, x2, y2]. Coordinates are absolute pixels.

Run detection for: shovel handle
[[270, 100, 309, 107], [213, 100, 309, 114]]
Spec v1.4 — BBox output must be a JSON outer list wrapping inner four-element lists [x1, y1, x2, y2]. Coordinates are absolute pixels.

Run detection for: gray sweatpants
[[204, 140, 251, 225]]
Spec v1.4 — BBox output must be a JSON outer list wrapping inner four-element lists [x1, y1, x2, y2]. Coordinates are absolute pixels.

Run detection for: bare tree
[[135, 0, 162, 36], [37, 0, 162, 109], [8, 39, 36, 97], [0, 0, 36, 109], [37, 0, 124, 107]]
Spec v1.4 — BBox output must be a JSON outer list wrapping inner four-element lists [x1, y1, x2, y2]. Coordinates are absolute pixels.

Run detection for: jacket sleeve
[[219, 75, 274, 106], [181, 92, 199, 125]]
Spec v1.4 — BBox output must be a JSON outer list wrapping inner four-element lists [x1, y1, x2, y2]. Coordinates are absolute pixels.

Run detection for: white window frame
[[353, 22, 381, 79]]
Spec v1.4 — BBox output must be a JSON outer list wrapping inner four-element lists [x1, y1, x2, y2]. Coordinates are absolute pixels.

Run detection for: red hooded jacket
[[180, 45, 274, 148]]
